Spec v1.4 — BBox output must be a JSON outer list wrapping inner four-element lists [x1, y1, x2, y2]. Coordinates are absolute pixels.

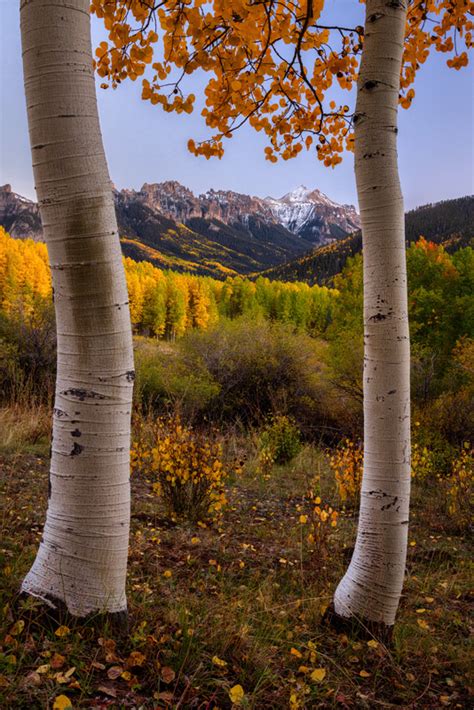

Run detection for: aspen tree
[[20, 0, 134, 618], [332, 0, 411, 627]]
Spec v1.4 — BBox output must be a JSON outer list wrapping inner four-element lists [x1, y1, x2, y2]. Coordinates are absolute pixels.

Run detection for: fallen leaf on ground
[[126, 650, 146, 667], [55, 626, 70, 638], [51, 653, 66, 669], [229, 684, 245, 705], [161, 666, 176, 683], [9, 620, 25, 636], [97, 684, 117, 698], [212, 655, 228, 667], [52, 695, 73, 710], [107, 666, 123, 680]]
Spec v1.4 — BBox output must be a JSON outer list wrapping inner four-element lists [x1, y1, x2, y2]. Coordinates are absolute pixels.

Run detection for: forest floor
[[0, 438, 472, 709]]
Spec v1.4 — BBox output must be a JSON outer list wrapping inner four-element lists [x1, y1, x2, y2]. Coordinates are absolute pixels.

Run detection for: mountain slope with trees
[[261, 195, 474, 285]]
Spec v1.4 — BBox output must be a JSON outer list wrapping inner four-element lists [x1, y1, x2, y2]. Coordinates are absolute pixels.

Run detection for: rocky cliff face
[[0, 184, 43, 241], [133, 181, 360, 244]]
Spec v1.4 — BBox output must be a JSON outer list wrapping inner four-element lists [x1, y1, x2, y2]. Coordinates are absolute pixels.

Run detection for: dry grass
[[0, 404, 51, 455]]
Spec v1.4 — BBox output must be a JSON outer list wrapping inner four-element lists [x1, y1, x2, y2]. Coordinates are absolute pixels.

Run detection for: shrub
[[134, 338, 220, 420], [179, 317, 334, 431], [427, 388, 474, 444], [255, 444, 275, 480], [258, 414, 302, 466], [131, 415, 239, 524], [410, 441, 436, 481], [298, 481, 339, 568], [411, 420, 457, 478], [444, 444, 473, 532], [328, 439, 363, 507], [132, 319, 352, 440], [0, 303, 56, 405]]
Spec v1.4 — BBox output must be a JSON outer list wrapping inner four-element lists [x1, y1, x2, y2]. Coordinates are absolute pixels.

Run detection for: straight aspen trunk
[[333, 0, 411, 627], [20, 0, 134, 617]]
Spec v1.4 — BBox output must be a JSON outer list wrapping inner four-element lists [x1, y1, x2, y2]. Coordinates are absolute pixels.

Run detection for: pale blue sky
[[1, 0, 473, 209]]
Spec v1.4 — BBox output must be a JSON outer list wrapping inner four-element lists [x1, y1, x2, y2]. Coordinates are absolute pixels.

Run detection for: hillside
[[0, 182, 360, 278], [261, 195, 474, 285]]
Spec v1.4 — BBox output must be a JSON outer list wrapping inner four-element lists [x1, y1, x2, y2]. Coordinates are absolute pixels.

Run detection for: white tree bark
[[333, 0, 411, 627], [20, 0, 134, 617]]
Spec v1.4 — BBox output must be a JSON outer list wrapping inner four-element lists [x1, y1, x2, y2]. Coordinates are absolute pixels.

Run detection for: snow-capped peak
[[262, 185, 352, 235], [277, 185, 338, 208], [280, 185, 313, 203]]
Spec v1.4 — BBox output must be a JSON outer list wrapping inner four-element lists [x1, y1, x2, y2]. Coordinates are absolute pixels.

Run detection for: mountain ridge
[[0, 181, 360, 278]]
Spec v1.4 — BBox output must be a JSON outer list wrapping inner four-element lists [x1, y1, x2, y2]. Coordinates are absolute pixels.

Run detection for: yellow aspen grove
[[93, 0, 472, 629], [20, 0, 134, 618]]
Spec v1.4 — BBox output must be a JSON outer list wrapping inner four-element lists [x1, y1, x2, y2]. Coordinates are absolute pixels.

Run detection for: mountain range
[[2, 183, 471, 285], [0, 182, 360, 277]]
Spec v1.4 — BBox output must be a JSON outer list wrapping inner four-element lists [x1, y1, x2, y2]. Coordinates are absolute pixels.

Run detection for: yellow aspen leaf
[[367, 640, 379, 649], [163, 570, 172, 578], [298, 665, 310, 673], [290, 647, 302, 658], [299, 515, 308, 524], [228, 684, 245, 705], [52, 696, 73, 710], [310, 668, 326, 682], [55, 625, 71, 637], [359, 670, 371, 678], [417, 618, 430, 630], [212, 656, 228, 667]]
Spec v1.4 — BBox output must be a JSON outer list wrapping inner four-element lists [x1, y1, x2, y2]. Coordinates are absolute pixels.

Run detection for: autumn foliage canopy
[[92, 0, 472, 166]]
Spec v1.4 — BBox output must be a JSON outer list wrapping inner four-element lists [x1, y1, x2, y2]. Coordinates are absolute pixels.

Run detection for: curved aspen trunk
[[333, 0, 411, 627], [20, 0, 134, 617]]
